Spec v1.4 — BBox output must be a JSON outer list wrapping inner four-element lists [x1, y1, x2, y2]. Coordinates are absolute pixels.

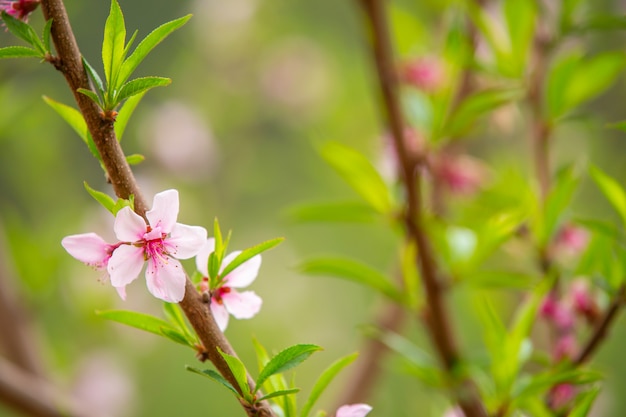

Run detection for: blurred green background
[[1, 0, 626, 416]]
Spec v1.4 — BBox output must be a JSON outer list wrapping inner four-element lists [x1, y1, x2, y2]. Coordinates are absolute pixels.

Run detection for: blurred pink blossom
[[196, 238, 262, 331], [568, 278, 599, 323], [553, 334, 577, 362], [548, 383, 576, 410], [335, 404, 373, 417], [442, 407, 464, 417], [0, 0, 39, 21], [400, 56, 444, 92], [431, 154, 488, 196], [553, 224, 589, 257]]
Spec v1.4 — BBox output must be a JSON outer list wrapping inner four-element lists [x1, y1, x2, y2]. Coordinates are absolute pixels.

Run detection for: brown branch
[[357, 1, 486, 416], [574, 285, 626, 366], [39, 1, 275, 415], [0, 357, 91, 417]]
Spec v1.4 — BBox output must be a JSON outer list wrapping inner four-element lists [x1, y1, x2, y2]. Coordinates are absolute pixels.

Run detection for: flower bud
[[0, 0, 40, 22], [553, 334, 577, 362], [400, 56, 444, 92], [548, 383, 576, 410], [568, 279, 600, 324]]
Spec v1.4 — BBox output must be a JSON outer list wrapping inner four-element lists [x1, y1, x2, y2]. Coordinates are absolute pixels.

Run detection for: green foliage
[[217, 347, 254, 402], [185, 367, 239, 397], [589, 165, 626, 227], [255, 344, 322, 390], [0, 11, 50, 58], [299, 257, 402, 302], [539, 165, 581, 246], [0, 46, 41, 59], [83, 182, 134, 215], [220, 237, 284, 278]]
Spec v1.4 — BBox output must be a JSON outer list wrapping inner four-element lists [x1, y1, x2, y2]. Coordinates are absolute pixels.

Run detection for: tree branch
[[39, 1, 276, 415], [357, 1, 486, 415]]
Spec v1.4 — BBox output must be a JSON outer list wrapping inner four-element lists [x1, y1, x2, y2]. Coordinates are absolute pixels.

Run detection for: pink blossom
[[335, 404, 373, 417], [431, 154, 488, 196], [196, 238, 262, 331], [548, 383, 576, 409], [554, 224, 589, 255], [442, 407, 464, 417], [553, 334, 577, 362], [107, 190, 207, 302], [568, 279, 599, 323], [0, 0, 40, 21], [400, 56, 444, 92]]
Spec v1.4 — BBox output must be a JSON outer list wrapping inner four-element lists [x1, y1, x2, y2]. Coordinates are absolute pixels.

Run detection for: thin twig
[[39, 1, 275, 415], [357, 1, 487, 415]]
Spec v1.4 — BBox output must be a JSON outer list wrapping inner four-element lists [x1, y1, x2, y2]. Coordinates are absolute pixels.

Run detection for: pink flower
[[553, 224, 589, 258], [553, 334, 577, 362], [196, 238, 262, 331], [431, 154, 488, 196], [336, 404, 373, 417], [548, 383, 576, 410], [0, 0, 40, 21], [442, 408, 464, 417], [568, 279, 599, 323], [400, 56, 444, 92], [107, 190, 207, 302]]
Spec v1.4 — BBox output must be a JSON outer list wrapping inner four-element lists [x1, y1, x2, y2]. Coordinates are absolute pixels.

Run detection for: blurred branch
[[0, 357, 90, 417], [357, 1, 487, 416], [39, 1, 276, 415]]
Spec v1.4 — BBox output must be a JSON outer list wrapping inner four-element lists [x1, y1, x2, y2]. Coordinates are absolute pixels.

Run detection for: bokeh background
[[1, 0, 626, 416]]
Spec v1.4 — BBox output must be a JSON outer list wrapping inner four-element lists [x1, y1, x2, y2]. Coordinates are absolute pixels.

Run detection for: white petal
[[167, 223, 207, 259], [336, 404, 373, 417], [146, 189, 179, 234], [221, 251, 261, 288], [222, 290, 262, 319], [195, 238, 216, 276], [107, 244, 144, 287], [114, 285, 127, 301], [210, 301, 230, 331], [114, 207, 147, 242], [61, 233, 111, 268], [145, 256, 186, 302]]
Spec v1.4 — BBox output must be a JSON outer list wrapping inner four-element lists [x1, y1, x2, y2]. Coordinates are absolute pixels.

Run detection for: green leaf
[[77, 88, 104, 108], [257, 388, 301, 402], [160, 327, 194, 347], [299, 257, 402, 302], [102, 0, 127, 89], [220, 237, 284, 279], [115, 76, 171, 103], [83, 182, 116, 213], [589, 165, 626, 226], [504, 0, 536, 75], [0, 46, 41, 59], [126, 154, 145, 165], [118, 14, 192, 87], [299, 353, 358, 417], [96, 310, 177, 337], [288, 201, 379, 223], [217, 347, 252, 401], [253, 339, 297, 416], [569, 387, 601, 417], [255, 344, 323, 391], [115, 91, 146, 141], [82, 57, 106, 97], [1, 11, 45, 54], [42, 96, 101, 160], [320, 141, 392, 214], [542, 165, 580, 244], [42, 18, 53, 53], [186, 366, 239, 397]]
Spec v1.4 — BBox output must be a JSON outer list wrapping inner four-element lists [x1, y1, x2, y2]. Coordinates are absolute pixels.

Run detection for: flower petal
[[195, 238, 216, 276], [146, 189, 179, 234], [336, 404, 373, 417], [145, 256, 186, 302], [221, 251, 261, 288], [222, 290, 262, 319], [210, 301, 230, 331], [167, 223, 207, 259], [114, 285, 127, 301], [61, 233, 112, 269], [107, 244, 144, 288], [114, 207, 147, 242]]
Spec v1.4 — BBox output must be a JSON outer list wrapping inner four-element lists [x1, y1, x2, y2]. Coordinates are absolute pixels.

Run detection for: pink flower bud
[[553, 334, 577, 362], [0, 0, 40, 22], [431, 154, 488, 196], [548, 383, 576, 410], [400, 57, 444, 92], [553, 224, 589, 258], [539, 293, 559, 320], [568, 279, 599, 324]]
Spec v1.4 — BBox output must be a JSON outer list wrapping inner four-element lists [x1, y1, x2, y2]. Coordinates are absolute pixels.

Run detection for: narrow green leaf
[[504, 0, 536, 75], [299, 353, 358, 417], [160, 327, 194, 347], [258, 388, 300, 402], [542, 165, 580, 244], [42, 18, 53, 53], [126, 154, 145, 165], [82, 57, 106, 97], [77, 88, 103, 108], [288, 201, 379, 223], [252, 338, 297, 416], [255, 344, 323, 391], [1, 11, 45, 53], [163, 302, 195, 342], [115, 91, 146, 141], [102, 0, 127, 88], [42, 96, 101, 161], [0, 46, 41, 59], [220, 237, 284, 279], [569, 387, 601, 417], [83, 182, 116, 213], [589, 165, 626, 226], [320, 141, 392, 214], [186, 366, 239, 397], [122, 29, 139, 59], [96, 310, 177, 337], [115, 76, 171, 104], [545, 52, 580, 120], [299, 257, 401, 302], [118, 14, 192, 86], [217, 347, 252, 401]]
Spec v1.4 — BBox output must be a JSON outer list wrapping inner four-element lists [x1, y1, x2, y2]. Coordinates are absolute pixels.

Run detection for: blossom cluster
[[0, 0, 39, 21], [62, 189, 263, 330]]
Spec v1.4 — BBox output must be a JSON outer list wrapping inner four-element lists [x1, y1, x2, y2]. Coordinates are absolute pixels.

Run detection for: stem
[[357, 1, 486, 415], [574, 285, 626, 366], [39, 1, 276, 415]]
